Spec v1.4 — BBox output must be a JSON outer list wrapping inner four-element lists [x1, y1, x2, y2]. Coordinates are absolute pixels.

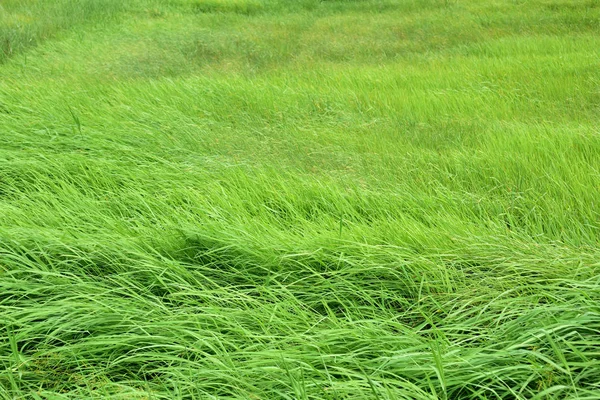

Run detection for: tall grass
[[1, 0, 599, 398]]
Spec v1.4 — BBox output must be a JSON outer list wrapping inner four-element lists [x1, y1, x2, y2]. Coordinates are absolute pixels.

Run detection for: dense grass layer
[[1, 0, 600, 398]]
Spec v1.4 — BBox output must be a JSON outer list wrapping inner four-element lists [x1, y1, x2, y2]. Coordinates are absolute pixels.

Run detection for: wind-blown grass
[[1, 0, 599, 398]]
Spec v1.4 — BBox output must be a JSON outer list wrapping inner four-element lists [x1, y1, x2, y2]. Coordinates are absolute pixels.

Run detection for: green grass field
[[1, 0, 600, 398]]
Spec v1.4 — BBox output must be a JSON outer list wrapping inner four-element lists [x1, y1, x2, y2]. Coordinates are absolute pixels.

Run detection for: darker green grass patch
[[0, 0, 127, 63], [190, 0, 266, 15]]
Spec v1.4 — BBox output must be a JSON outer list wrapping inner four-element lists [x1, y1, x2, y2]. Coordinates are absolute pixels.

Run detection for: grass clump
[[1, 0, 599, 398]]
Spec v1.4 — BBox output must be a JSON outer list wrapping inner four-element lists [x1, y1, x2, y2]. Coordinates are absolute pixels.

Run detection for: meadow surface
[[1, 0, 600, 398]]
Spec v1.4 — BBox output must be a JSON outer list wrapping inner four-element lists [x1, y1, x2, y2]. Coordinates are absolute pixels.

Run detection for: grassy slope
[[1, 0, 600, 398]]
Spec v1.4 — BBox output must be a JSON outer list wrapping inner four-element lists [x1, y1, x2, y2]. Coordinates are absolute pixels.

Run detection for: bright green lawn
[[1, 0, 600, 398]]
